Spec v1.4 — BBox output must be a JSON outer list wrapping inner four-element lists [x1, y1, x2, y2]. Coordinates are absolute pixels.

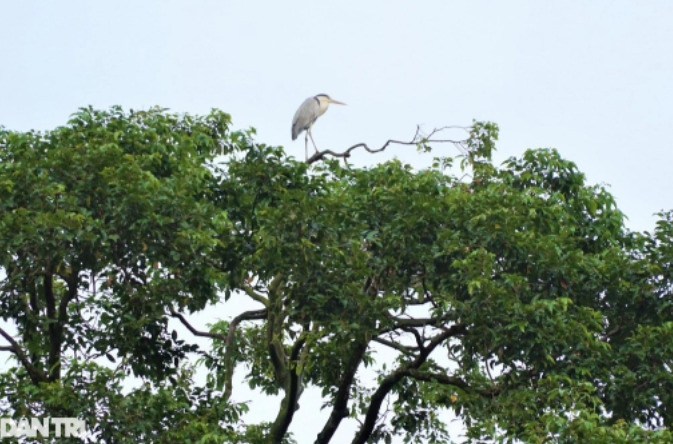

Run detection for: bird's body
[[291, 94, 345, 159], [292, 96, 325, 141]]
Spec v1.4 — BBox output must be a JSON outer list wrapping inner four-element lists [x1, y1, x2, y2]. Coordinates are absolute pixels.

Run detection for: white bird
[[292, 94, 346, 160]]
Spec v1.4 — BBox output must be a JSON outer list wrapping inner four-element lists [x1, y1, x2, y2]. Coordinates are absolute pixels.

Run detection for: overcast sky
[[2, 1, 672, 442]]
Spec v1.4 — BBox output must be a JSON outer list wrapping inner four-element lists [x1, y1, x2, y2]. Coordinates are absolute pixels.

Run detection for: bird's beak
[[328, 98, 346, 105]]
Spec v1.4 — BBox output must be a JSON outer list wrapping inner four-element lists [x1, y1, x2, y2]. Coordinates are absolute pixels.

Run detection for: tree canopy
[[1, 107, 672, 443]]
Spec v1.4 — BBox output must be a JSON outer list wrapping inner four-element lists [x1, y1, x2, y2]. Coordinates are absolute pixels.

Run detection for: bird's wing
[[292, 97, 320, 140]]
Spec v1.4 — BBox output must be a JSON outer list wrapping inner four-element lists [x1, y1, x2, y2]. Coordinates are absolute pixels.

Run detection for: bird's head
[[316, 94, 346, 106]]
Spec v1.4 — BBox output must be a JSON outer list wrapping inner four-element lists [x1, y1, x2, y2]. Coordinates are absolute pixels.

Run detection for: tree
[[0, 107, 671, 443]]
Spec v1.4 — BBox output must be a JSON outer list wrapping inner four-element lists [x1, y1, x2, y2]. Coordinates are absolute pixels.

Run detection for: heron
[[292, 94, 346, 160]]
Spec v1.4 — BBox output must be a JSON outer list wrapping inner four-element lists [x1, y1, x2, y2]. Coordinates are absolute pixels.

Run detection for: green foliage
[[0, 106, 244, 439], [1, 107, 672, 443]]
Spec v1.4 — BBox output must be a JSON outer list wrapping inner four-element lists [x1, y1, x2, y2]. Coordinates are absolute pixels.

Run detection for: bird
[[292, 94, 346, 160]]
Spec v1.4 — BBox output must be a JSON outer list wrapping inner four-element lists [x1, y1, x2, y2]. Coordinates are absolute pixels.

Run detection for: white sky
[[2, 1, 672, 442]]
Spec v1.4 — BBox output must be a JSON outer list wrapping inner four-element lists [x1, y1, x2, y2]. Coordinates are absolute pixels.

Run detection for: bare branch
[[306, 126, 470, 164]]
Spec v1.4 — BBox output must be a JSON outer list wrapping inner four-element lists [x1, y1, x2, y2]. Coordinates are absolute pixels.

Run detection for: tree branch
[[399, 326, 426, 351], [386, 313, 453, 328], [223, 309, 267, 400], [241, 282, 270, 308], [0, 326, 47, 385], [306, 126, 470, 164], [51, 269, 79, 380], [316, 338, 370, 444], [267, 274, 288, 386], [372, 337, 418, 356], [170, 306, 267, 401], [58, 269, 79, 327], [403, 369, 499, 397], [43, 269, 62, 381], [270, 326, 309, 443], [351, 324, 466, 444], [169, 308, 227, 342]]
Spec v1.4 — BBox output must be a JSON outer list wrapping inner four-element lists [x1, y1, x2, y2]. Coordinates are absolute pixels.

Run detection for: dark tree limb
[[41, 266, 79, 382], [399, 326, 426, 351], [267, 274, 288, 386], [43, 269, 62, 381], [50, 269, 79, 381], [388, 315, 437, 327], [169, 308, 227, 342], [306, 126, 470, 165], [21, 271, 42, 367], [351, 324, 466, 444], [316, 339, 370, 444], [0, 326, 47, 385], [170, 307, 267, 401], [270, 327, 308, 443], [58, 270, 79, 328]]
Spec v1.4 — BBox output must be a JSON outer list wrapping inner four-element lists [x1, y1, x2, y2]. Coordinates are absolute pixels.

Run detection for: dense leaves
[[0, 108, 671, 443], [0, 107, 244, 438]]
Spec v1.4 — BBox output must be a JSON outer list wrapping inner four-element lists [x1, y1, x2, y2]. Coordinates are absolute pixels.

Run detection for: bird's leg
[[308, 129, 319, 154], [304, 132, 309, 161]]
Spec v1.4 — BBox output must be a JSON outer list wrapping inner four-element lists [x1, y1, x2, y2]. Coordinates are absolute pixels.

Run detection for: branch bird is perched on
[[292, 94, 346, 160]]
